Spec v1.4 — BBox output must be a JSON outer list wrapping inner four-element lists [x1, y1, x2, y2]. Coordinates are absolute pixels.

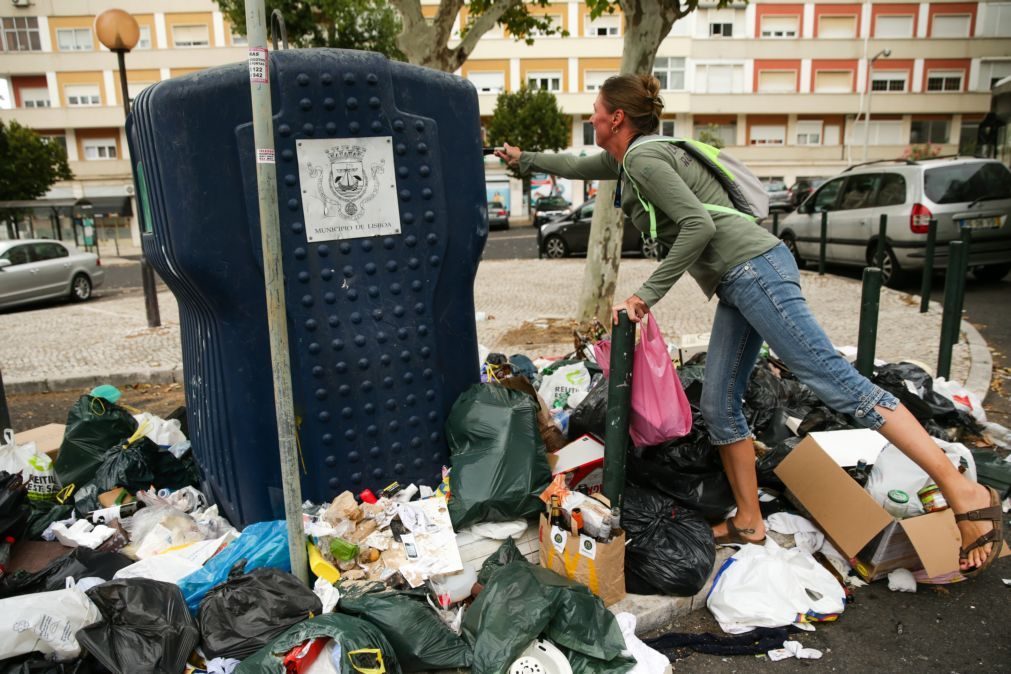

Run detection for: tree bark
[[390, 0, 520, 72]]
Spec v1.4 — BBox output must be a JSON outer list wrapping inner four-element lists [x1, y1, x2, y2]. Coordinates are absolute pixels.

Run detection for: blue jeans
[[700, 242, 899, 445]]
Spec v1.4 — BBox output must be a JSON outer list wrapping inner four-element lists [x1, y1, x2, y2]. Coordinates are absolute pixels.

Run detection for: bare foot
[[712, 515, 766, 542], [949, 483, 997, 571]]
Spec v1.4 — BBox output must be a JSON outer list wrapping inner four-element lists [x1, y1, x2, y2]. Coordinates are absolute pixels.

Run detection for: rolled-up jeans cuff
[[708, 431, 755, 447], [854, 388, 899, 430]]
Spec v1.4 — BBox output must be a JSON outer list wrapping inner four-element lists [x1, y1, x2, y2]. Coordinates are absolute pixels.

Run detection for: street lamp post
[[862, 48, 892, 163], [95, 9, 161, 328]]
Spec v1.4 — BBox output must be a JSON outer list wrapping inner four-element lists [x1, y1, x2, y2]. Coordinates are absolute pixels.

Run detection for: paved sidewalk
[[0, 258, 982, 396]]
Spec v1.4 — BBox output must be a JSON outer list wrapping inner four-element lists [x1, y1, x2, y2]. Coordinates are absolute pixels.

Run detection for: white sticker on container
[[550, 525, 568, 554], [248, 47, 268, 83], [256, 148, 275, 164], [578, 534, 597, 560]]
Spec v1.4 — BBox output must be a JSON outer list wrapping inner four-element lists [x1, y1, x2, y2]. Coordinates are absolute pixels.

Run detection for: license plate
[[957, 215, 1004, 230]]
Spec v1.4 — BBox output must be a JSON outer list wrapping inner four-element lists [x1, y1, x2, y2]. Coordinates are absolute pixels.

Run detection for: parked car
[[787, 177, 828, 210], [539, 198, 661, 259], [487, 202, 510, 230], [0, 239, 104, 309], [773, 158, 1011, 287], [766, 180, 792, 213], [532, 195, 571, 227]]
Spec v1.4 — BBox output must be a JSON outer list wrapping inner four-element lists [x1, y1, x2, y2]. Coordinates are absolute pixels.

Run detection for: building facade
[[1, 0, 1009, 238]]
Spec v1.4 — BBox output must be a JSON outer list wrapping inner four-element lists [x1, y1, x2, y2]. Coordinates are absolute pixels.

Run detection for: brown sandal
[[956, 486, 1005, 578], [715, 517, 767, 545]]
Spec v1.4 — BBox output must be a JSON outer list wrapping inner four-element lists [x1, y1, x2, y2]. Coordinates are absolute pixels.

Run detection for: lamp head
[[883, 49, 892, 57], [95, 9, 140, 52]]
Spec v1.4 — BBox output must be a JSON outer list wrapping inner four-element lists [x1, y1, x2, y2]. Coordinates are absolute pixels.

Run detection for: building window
[[750, 124, 786, 145], [528, 72, 562, 92], [980, 2, 1011, 37], [586, 15, 620, 36], [653, 57, 686, 90], [696, 64, 745, 94], [82, 138, 118, 160], [20, 87, 51, 108], [795, 120, 823, 145], [850, 120, 903, 145], [760, 15, 799, 38], [137, 25, 152, 49], [931, 14, 971, 37], [172, 24, 210, 47], [874, 14, 914, 38], [871, 71, 908, 92], [757, 70, 797, 93], [813, 70, 853, 93], [1, 16, 42, 52], [57, 28, 93, 51], [469, 71, 505, 94], [978, 60, 1011, 90], [926, 70, 963, 92], [910, 119, 950, 144], [42, 135, 67, 152], [694, 122, 737, 147], [127, 82, 154, 101], [582, 121, 595, 145], [661, 120, 676, 137], [584, 71, 615, 92], [959, 121, 980, 154], [818, 15, 857, 38], [65, 84, 101, 107], [710, 22, 734, 37]]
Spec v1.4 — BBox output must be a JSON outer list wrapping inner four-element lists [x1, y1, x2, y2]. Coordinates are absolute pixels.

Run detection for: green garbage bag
[[476, 538, 528, 585], [55, 395, 138, 489], [25, 499, 74, 540], [462, 563, 634, 674], [338, 583, 472, 672], [446, 384, 551, 529], [236, 613, 402, 674]]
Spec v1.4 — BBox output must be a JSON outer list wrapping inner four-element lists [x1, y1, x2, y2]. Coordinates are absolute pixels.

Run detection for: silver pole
[[243, 0, 308, 584]]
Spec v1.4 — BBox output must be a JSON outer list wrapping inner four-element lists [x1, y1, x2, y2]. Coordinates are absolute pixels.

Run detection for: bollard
[[875, 214, 887, 269], [936, 241, 965, 379], [819, 211, 828, 275], [603, 310, 634, 510], [536, 223, 543, 260], [856, 267, 882, 377], [947, 229, 971, 353], [0, 368, 10, 432], [772, 211, 780, 237], [919, 219, 937, 313]]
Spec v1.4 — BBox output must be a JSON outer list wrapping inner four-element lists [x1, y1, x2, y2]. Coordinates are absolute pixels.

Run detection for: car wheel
[[781, 232, 805, 268], [866, 244, 908, 288], [70, 273, 92, 302], [971, 263, 1011, 283], [640, 237, 660, 259], [542, 235, 569, 259]]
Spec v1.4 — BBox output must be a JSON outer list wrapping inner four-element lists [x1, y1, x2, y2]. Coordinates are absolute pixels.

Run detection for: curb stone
[[961, 319, 993, 404]]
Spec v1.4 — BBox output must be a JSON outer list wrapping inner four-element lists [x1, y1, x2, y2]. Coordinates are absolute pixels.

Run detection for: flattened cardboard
[[775, 435, 893, 558], [14, 423, 66, 461], [898, 510, 961, 578], [546, 435, 605, 494]]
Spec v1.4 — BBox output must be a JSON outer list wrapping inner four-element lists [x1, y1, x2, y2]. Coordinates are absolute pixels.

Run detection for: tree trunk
[[391, 0, 520, 72]]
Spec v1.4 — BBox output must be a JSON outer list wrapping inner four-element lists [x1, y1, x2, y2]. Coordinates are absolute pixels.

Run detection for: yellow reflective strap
[[348, 648, 385, 674], [56, 484, 75, 504]]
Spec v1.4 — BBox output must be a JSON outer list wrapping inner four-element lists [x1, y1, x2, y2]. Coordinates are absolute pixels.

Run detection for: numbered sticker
[[578, 534, 597, 560], [255, 148, 275, 164], [550, 525, 568, 554], [248, 47, 268, 83]]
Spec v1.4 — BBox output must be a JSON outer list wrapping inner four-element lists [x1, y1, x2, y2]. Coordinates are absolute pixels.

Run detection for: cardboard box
[[538, 514, 625, 606], [546, 434, 604, 495], [14, 424, 65, 462]]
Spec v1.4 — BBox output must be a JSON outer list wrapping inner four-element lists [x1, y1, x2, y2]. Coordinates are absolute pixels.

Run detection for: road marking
[[489, 230, 537, 240]]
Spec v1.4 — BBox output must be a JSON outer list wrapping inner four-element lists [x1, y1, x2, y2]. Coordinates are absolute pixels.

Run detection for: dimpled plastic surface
[[127, 49, 487, 526]]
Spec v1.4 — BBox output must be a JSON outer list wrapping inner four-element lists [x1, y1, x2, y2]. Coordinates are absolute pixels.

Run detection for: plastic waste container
[[127, 49, 487, 526]]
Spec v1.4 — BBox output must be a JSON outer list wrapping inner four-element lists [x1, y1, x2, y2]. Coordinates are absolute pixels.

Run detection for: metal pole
[[772, 211, 779, 237], [936, 241, 964, 379], [875, 213, 887, 269], [117, 49, 162, 328], [919, 218, 937, 313], [856, 267, 882, 377], [0, 368, 10, 433], [947, 229, 971, 353], [603, 310, 634, 510], [819, 210, 828, 275], [245, 0, 308, 584]]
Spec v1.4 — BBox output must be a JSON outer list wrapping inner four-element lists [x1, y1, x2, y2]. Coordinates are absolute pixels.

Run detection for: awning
[[0, 196, 132, 218]]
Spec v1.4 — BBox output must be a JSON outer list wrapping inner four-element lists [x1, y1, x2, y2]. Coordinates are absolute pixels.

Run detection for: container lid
[[887, 489, 910, 504]]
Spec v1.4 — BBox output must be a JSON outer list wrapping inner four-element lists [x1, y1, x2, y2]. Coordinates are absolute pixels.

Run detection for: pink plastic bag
[[594, 316, 692, 446]]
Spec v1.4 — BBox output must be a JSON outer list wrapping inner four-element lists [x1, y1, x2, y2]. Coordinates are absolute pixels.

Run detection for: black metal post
[[603, 310, 634, 510], [856, 267, 882, 377], [0, 368, 10, 433], [772, 211, 780, 237], [919, 218, 937, 313], [937, 241, 964, 379], [875, 213, 887, 269], [947, 230, 970, 353], [819, 211, 828, 275]]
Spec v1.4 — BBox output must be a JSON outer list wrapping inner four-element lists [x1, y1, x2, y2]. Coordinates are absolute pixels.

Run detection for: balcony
[[691, 92, 990, 115], [0, 105, 124, 129], [0, 46, 245, 76], [68, 159, 133, 180]]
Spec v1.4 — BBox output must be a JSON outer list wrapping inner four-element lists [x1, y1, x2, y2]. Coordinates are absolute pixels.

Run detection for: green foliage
[[215, 0, 405, 60], [485, 87, 570, 179], [0, 120, 73, 202], [696, 124, 726, 149], [465, 0, 569, 45]]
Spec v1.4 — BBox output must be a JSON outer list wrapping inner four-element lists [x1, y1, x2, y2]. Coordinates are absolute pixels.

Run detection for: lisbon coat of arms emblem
[[308, 144, 386, 219]]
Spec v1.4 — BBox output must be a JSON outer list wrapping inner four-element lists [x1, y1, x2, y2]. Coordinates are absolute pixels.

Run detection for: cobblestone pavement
[[0, 259, 971, 389]]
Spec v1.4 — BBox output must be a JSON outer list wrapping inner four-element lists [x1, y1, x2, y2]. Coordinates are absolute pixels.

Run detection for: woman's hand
[[493, 142, 522, 169], [612, 295, 649, 324]]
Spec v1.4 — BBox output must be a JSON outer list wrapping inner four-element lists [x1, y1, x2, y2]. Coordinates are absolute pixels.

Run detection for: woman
[[495, 74, 1003, 575]]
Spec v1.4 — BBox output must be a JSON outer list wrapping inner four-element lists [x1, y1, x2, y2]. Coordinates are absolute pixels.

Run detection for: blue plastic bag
[[177, 520, 290, 613]]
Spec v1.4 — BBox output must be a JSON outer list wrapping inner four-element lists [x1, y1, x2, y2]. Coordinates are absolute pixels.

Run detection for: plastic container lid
[[90, 384, 122, 404], [508, 639, 572, 674], [886, 489, 910, 504]]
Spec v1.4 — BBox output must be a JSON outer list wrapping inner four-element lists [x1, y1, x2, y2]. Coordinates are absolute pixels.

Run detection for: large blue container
[[127, 50, 487, 526]]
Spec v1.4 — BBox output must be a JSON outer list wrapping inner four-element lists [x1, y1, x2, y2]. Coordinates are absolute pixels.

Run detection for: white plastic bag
[[933, 377, 986, 423], [0, 429, 58, 501], [133, 412, 191, 458], [537, 362, 592, 409], [0, 580, 100, 661], [865, 439, 976, 516], [706, 540, 846, 634]]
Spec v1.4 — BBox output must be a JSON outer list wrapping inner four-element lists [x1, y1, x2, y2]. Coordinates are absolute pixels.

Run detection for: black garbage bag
[[477, 537, 529, 585], [622, 489, 716, 596], [0, 547, 132, 599], [744, 364, 783, 436], [755, 436, 804, 491], [676, 363, 707, 407], [462, 562, 634, 674], [237, 613, 402, 674], [338, 583, 473, 672], [796, 406, 856, 435], [0, 653, 104, 674], [93, 436, 200, 494], [0, 472, 29, 541], [872, 362, 956, 424], [198, 562, 322, 661], [24, 499, 74, 541], [446, 383, 552, 530], [77, 578, 199, 674], [55, 395, 138, 489], [567, 375, 607, 441]]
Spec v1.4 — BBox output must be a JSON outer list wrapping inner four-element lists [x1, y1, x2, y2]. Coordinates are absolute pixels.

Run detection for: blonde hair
[[599, 74, 665, 135]]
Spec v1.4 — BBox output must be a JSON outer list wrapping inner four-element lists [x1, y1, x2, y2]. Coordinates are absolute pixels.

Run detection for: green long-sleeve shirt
[[519, 144, 780, 305]]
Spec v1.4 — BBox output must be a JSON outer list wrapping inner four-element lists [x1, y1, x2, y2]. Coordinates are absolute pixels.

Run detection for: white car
[[0, 239, 105, 309]]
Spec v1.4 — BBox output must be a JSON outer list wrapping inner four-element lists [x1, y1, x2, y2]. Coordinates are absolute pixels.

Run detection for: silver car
[[0, 239, 105, 309], [776, 158, 1011, 286]]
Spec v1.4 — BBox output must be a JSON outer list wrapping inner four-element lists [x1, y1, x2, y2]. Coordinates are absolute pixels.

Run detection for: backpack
[[622, 136, 770, 239]]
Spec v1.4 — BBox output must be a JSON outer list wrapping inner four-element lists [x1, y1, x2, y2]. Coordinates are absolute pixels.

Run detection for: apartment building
[[1, 0, 1009, 239]]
